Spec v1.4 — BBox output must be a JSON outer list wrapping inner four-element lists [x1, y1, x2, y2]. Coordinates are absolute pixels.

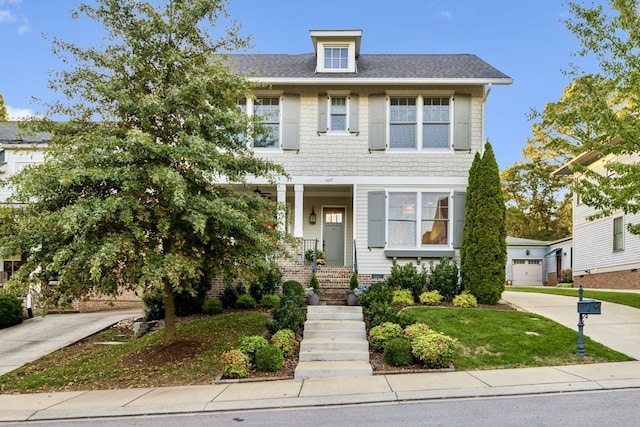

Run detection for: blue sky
[[0, 0, 604, 169]]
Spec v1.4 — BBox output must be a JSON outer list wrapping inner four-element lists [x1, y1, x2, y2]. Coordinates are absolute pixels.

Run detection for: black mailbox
[[577, 300, 601, 315]]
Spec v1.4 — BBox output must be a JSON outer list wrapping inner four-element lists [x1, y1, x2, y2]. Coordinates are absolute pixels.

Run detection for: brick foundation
[[574, 268, 640, 289]]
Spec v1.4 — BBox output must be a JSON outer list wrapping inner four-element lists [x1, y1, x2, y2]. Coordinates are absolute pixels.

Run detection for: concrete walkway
[[0, 309, 142, 376], [3, 291, 640, 422]]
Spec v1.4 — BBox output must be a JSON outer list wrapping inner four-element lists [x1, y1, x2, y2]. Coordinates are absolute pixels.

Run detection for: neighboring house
[[226, 29, 512, 286], [0, 122, 48, 283], [555, 148, 640, 289], [506, 236, 572, 286]]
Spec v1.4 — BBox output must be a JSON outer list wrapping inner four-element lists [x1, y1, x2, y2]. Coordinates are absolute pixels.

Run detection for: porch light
[[309, 206, 317, 224]]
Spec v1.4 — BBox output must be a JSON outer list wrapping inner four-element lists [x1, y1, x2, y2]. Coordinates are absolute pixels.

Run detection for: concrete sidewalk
[[2, 361, 640, 422], [2, 291, 640, 422], [0, 309, 142, 376]]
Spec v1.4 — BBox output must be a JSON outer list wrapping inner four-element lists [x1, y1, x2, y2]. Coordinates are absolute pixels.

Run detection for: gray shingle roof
[[226, 53, 511, 81], [0, 123, 50, 145]]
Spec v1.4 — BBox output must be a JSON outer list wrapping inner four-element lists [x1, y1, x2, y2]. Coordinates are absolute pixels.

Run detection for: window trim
[[239, 92, 284, 150], [613, 216, 624, 251], [386, 190, 453, 249], [387, 93, 454, 152], [316, 41, 356, 73]]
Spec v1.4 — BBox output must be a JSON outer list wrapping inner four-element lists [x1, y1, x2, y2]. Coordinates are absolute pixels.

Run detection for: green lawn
[[508, 286, 640, 309], [399, 306, 632, 371]]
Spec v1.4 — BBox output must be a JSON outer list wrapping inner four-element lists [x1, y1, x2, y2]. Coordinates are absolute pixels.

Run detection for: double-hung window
[[253, 97, 280, 148], [388, 192, 450, 247], [330, 97, 347, 131], [613, 216, 624, 251], [389, 96, 452, 150]]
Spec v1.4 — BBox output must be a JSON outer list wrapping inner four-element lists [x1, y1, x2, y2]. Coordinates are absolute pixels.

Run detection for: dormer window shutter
[[317, 94, 328, 134]]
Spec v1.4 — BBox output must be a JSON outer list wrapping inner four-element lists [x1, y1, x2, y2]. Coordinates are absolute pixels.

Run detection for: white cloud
[[440, 10, 453, 20], [0, 9, 16, 23], [16, 16, 28, 34], [7, 106, 34, 120]]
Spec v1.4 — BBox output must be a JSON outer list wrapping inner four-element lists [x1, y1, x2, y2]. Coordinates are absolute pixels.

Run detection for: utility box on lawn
[[577, 300, 602, 315]]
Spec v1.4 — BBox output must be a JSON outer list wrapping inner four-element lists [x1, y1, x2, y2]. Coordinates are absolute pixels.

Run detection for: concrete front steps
[[294, 305, 373, 379]]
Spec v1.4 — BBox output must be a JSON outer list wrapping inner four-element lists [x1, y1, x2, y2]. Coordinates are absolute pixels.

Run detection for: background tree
[[532, 0, 640, 234], [0, 94, 7, 121], [0, 0, 286, 345], [461, 142, 507, 304], [501, 138, 572, 241]]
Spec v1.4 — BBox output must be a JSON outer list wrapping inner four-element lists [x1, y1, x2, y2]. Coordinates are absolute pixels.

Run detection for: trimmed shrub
[[0, 294, 24, 328], [266, 299, 306, 334], [202, 298, 223, 315], [271, 329, 297, 358], [142, 286, 165, 320], [359, 281, 394, 307], [349, 272, 359, 291], [404, 323, 431, 343], [385, 262, 428, 300], [391, 289, 414, 307], [260, 294, 280, 309], [419, 290, 443, 306], [428, 258, 460, 302], [236, 294, 257, 309], [368, 322, 404, 352], [174, 276, 211, 317], [249, 261, 282, 301], [364, 302, 398, 328], [255, 344, 284, 372], [221, 282, 239, 309], [238, 335, 269, 363], [411, 331, 457, 369], [221, 349, 250, 379], [383, 338, 414, 366], [282, 280, 305, 306], [453, 291, 478, 308]]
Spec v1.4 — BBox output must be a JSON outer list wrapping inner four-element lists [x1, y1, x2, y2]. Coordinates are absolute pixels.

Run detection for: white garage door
[[512, 259, 543, 286]]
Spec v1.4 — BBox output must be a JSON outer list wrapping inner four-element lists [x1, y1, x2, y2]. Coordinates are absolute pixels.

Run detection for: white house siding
[[0, 146, 45, 202]]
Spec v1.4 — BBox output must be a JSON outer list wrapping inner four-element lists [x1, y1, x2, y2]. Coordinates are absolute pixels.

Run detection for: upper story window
[[389, 96, 451, 150], [317, 93, 359, 134], [330, 97, 347, 131], [253, 97, 280, 149], [324, 46, 349, 70], [388, 191, 450, 247], [613, 216, 624, 251]]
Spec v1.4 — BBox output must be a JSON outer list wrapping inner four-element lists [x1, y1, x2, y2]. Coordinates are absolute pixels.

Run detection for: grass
[[399, 307, 632, 371], [508, 286, 640, 309], [0, 311, 268, 394]]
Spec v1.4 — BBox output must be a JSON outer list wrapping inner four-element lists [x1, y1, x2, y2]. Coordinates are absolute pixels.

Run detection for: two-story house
[[225, 29, 511, 288], [555, 146, 640, 289]]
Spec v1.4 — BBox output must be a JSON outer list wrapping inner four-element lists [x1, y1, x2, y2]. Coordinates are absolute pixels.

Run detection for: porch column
[[277, 183, 287, 234], [294, 184, 304, 238]]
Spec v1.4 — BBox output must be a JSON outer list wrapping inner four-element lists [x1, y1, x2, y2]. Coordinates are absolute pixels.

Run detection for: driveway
[[0, 309, 142, 376], [503, 290, 640, 360]]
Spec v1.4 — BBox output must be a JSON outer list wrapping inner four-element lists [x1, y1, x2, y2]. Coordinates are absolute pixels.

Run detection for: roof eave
[[246, 77, 513, 86]]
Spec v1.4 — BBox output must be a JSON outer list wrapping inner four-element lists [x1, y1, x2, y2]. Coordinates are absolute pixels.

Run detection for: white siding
[[0, 147, 45, 202]]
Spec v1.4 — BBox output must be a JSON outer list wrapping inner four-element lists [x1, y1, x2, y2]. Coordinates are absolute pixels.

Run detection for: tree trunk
[[163, 280, 177, 345]]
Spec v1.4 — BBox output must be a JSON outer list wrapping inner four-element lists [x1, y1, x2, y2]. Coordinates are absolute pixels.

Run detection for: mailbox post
[[576, 285, 602, 357]]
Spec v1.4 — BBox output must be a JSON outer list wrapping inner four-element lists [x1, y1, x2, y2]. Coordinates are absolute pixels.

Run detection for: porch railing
[[353, 239, 358, 274], [302, 238, 320, 272]]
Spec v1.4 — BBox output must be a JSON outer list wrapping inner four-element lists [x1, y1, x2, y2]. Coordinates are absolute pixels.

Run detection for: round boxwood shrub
[[236, 294, 257, 309], [238, 335, 269, 363], [403, 323, 431, 343], [202, 298, 223, 315], [383, 337, 414, 366], [411, 331, 457, 369], [391, 289, 414, 307], [221, 349, 250, 379], [260, 294, 280, 309], [453, 291, 478, 308], [271, 329, 297, 358], [368, 322, 404, 352], [0, 294, 24, 328], [282, 280, 305, 306], [255, 344, 284, 372], [266, 299, 306, 334], [419, 290, 443, 306]]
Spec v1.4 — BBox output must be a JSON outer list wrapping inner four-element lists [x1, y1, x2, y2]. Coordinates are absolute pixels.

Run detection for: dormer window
[[324, 46, 349, 70], [310, 29, 361, 74]]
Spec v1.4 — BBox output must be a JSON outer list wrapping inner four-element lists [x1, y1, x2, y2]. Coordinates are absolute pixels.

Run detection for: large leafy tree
[[461, 142, 506, 304], [0, 0, 285, 345], [0, 94, 7, 121], [533, 0, 640, 234], [501, 138, 572, 241]]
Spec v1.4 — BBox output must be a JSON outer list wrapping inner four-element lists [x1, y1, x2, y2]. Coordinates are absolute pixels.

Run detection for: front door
[[323, 208, 345, 266]]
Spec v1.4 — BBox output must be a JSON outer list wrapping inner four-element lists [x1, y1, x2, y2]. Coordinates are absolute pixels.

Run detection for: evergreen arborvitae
[[460, 142, 506, 304]]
